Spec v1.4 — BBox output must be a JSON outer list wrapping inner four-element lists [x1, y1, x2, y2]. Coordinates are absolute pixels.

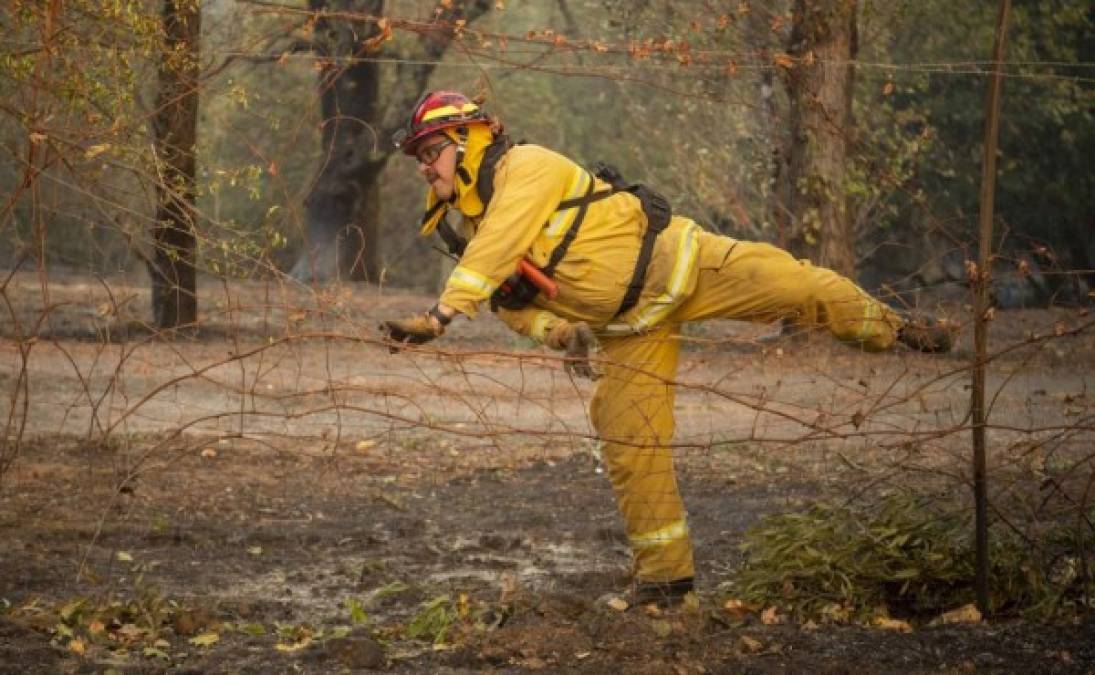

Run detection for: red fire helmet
[[392, 90, 488, 155]]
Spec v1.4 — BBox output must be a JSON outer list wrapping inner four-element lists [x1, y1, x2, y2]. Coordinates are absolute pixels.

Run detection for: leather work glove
[[545, 321, 599, 380], [379, 312, 442, 352]]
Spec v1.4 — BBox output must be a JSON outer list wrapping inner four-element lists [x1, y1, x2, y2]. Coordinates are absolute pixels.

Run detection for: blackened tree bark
[[149, 0, 201, 328], [785, 0, 858, 278], [292, 0, 491, 284]]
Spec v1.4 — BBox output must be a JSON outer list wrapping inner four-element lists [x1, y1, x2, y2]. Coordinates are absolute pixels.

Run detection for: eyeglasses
[[415, 138, 454, 166]]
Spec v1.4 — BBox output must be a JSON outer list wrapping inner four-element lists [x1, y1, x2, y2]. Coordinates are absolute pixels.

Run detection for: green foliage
[[6, 585, 192, 658], [401, 589, 510, 645], [845, 95, 935, 237], [865, 0, 1095, 276], [405, 594, 458, 644], [372, 580, 411, 600], [725, 494, 1090, 622], [345, 596, 368, 625], [0, 0, 164, 270], [195, 21, 323, 277]]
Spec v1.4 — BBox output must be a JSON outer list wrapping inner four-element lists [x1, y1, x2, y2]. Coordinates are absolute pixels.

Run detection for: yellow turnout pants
[[591, 323, 692, 583], [591, 237, 902, 582]]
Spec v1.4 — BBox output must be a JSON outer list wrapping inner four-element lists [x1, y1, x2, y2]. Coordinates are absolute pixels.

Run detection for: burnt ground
[[2, 439, 1093, 674], [1, 271, 1094, 673]]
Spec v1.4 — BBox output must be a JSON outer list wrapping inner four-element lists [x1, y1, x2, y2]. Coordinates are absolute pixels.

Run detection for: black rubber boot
[[898, 315, 956, 354], [631, 577, 694, 608]]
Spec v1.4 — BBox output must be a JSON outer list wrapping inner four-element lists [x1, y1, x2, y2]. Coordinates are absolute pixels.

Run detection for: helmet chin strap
[[454, 126, 473, 185]]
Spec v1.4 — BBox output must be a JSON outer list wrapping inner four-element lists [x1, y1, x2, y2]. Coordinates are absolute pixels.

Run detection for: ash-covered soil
[[1, 271, 1092, 672]]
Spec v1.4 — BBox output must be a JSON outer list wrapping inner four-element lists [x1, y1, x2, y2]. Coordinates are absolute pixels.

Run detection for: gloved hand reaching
[[379, 312, 443, 352], [545, 321, 599, 380]]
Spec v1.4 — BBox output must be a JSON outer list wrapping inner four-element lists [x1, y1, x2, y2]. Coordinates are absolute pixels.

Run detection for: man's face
[[415, 134, 457, 200]]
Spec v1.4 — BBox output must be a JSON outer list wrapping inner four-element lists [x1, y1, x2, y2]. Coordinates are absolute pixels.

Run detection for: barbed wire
[[219, 3, 1095, 84], [6, 31, 1094, 72], [181, 47, 1095, 86], [3, 5, 1093, 605]]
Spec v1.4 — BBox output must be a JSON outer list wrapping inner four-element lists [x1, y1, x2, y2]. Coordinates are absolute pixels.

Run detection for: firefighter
[[380, 91, 954, 606]]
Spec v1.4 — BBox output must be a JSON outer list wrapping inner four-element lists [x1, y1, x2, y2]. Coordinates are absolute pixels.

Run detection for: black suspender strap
[[542, 176, 596, 276], [475, 135, 515, 206], [557, 188, 613, 211], [435, 218, 467, 257], [615, 185, 672, 317], [454, 126, 473, 185]]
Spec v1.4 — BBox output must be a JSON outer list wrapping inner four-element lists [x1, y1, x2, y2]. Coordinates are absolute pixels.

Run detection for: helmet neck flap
[[419, 123, 493, 236]]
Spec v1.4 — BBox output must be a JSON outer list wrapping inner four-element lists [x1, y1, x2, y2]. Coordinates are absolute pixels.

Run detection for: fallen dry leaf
[[651, 619, 672, 638], [873, 617, 913, 633], [682, 592, 700, 612], [116, 622, 144, 643], [739, 635, 763, 653], [965, 259, 979, 283], [773, 52, 795, 69], [84, 144, 110, 160], [851, 409, 866, 429], [722, 597, 760, 618], [499, 570, 518, 604], [760, 606, 782, 625], [189, 631, 220, 647], [275, 637, 312, 652], [939, 603, 982, 625], [143, 646, 170, 660], [606, 596, 629, 612], [820, 602, 853, 622]]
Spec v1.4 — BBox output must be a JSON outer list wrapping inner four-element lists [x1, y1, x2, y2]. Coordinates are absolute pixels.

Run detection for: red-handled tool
[[517, 259, 558, 300]]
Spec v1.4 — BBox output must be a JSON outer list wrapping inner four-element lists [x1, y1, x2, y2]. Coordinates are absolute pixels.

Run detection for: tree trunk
[[293, 0, 385, 283], [149, 0, 201, 328], [292, 0, 492, 284], [785, 0, 858, 278]]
